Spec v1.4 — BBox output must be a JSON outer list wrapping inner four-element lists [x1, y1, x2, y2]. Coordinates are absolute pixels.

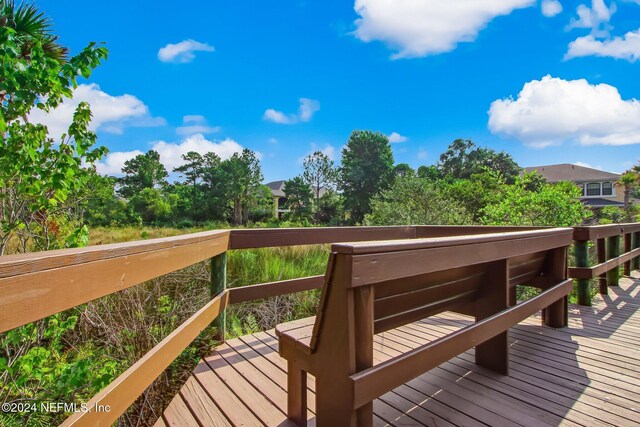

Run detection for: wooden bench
[[276, 228, 574, 427]]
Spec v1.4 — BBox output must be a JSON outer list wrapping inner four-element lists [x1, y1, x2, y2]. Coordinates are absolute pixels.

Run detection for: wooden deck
[[159, 272, 640, 427]]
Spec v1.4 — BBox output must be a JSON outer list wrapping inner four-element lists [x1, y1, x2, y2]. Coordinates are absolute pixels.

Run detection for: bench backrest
[[308, 228, 572, 352]]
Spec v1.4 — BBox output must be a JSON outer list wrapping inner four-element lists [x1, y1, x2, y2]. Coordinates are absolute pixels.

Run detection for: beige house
[[523, 163, 624, 208], [266, 180, 328, 218]]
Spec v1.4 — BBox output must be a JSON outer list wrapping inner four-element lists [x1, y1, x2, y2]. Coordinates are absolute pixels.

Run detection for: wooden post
[[354, 286, 374, 427], [606, 235, 621, 286], [543, 247, 568, 328], [475, 259, 509, 375], [211, 252, 227, 342], [287, 361, 307, 426], [624, 233, 631, 276], [634, 232, 640, 271], [597, 238, 607, 294], [574, 240, 591, 305]]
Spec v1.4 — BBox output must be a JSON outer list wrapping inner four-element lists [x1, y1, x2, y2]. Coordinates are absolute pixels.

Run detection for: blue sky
[[35, 0, 640, 182]]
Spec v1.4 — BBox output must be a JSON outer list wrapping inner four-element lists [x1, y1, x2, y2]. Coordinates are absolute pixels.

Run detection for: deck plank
[[162, 272, 640, 426]]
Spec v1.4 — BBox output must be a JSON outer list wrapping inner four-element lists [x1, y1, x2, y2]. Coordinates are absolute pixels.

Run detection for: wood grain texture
[[0, 232, 229, 332], [228, 275, 324, 304], [61, 291, 229, 427]]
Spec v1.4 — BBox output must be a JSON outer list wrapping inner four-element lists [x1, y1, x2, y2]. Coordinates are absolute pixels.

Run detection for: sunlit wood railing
[[0, 224, 638, 425]]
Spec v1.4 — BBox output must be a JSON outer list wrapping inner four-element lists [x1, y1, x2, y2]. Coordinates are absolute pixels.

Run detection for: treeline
[[86, 132, 594, 229]]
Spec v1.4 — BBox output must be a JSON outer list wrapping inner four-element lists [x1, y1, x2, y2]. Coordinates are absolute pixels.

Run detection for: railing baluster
[[624, 232, 632, 276], [211, 252, 228, 342], [575, 239, 591, 305], [606, 235, 621, 286], [633, 231, 640, 271], [597, 238, 607, 294]]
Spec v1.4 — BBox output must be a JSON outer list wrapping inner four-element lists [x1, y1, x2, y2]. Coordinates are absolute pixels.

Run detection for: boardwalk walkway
[[159, 272, 640, 426]]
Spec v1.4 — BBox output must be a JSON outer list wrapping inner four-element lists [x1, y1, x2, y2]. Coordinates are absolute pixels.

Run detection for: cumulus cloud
[[263, 98, 320, 124], [299, 143, 337, 164], [417, 148, 428, 160], [573, 161, 603, 170], [158, 39, 214, 63], [352, 0, 534, 58], [97, 134, 246, 176], [388, 132, 408, 143], [565, 29, 640, 61], [176, 115, 221, 136], [488, 75, 640, 147], [95, 150, 144, 175], [566, 0, 616, 36], [28, 83, 165, 138], [541, 0, 563, 17]]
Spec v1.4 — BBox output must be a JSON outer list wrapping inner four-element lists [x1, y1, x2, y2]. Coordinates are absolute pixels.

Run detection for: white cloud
[[97, 134, 246, 176], [542, 0, 563, 17], [263, 98, 320, 124], [268, 137, 278, 144], [158, 39, 214, 63], [566, 0, 616, 36], [566, 29, 640, 61], [95, 150, 144, 175], [388, 132, 408, 143], [488, 75, 640, 147], [152, 134, 245, 171], [298, 143, 337, 164], [28, 83, 165, 138], [417, 148, 428, 160], [352, 0, 534, 59], [176, 115, 221, 136]]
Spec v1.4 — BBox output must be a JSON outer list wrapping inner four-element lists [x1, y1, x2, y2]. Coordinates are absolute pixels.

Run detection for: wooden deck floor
[[158, 272, 640, 426]]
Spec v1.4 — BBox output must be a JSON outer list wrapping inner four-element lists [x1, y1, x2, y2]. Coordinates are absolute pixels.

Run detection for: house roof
[[266, 180, 286, 197], [581, 198, 624, 208], [523, 164, 620, 183]]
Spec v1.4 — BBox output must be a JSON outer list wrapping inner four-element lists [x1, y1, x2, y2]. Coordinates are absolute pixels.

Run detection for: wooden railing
[[0, 224, 638, 425], [570, 223, 640, 306]]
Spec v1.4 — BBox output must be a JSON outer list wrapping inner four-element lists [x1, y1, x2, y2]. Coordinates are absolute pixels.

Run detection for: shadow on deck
[[159, 273, 640, 427]]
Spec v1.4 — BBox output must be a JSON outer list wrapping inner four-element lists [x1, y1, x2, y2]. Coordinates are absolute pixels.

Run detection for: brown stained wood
[[354, 286, 374, 427], [191, 363, 263, 427], [228, 275, 324, 304], [624, 233, 632, 276], [542, 247, 569, 328], [573, 223, 640, 241], [61, 291, 229, 427], [569, 246, 640, 279], [333, 228, 572, 255], [475, 259, 509, 375], [179, 377, 232, 426], [287, 362, 307, 426], [0, 229, 230, 278], [163, 394, 199, 426], [348, 232, 572, 287], [0, 232, 229, 332], [415, 225, 544, 238], [350, 279, 573, 409], [229, 226, 417, 249], [597, 238, 607, 294]]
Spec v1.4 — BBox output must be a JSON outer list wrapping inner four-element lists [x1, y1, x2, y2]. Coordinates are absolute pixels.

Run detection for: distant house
[[523, 163, 624, 209], [266, 180, 328, 218], [266, 180, 290, 218]]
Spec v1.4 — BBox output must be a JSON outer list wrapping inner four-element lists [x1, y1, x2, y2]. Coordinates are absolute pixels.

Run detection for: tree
[[392, 163, 414, 180], [416, 165, 441, 180], [483, 176, 589, 226], [129, 187, 176, 223], [364, 176, 473, 226], [0, 0, 108, 255], [302, 151, 336, 223], [438, 139, 520, 183], [284, 177, 313, 222], [83, 173, 137, 226], [220, 149, 262, 225], [340, 130, 394, 224], [618, 171, 639, 222], [118, 150, 168, 198]]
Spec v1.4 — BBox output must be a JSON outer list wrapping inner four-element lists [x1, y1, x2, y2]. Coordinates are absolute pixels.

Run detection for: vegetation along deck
[[159, 272, 640, 427]]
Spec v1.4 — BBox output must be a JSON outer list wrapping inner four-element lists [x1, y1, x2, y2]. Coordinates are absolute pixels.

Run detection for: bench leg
[[476, 331, 509, 375], [287, 361, 307, 426], [544, 295, 568, 328]]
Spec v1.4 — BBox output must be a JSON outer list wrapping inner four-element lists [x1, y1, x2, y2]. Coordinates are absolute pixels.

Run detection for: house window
[[586, 183, 601, 196], [602, 182, 613, 196], [577, 183, 585, 196]]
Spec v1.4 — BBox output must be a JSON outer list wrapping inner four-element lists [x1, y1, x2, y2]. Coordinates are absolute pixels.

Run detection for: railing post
[[574, 240, 591, 305], [606, 235, 621, 286], [624, 232, 631, 276], [211, 252, 227, 342], [596, 238, 607, 294], [631, 231, 640, 270]]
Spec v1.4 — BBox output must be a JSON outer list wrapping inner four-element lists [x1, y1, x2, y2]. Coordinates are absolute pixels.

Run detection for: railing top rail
[[332, 228, 573, 255], [0, 229, 230, 279], [573, 222, 640, 240]]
